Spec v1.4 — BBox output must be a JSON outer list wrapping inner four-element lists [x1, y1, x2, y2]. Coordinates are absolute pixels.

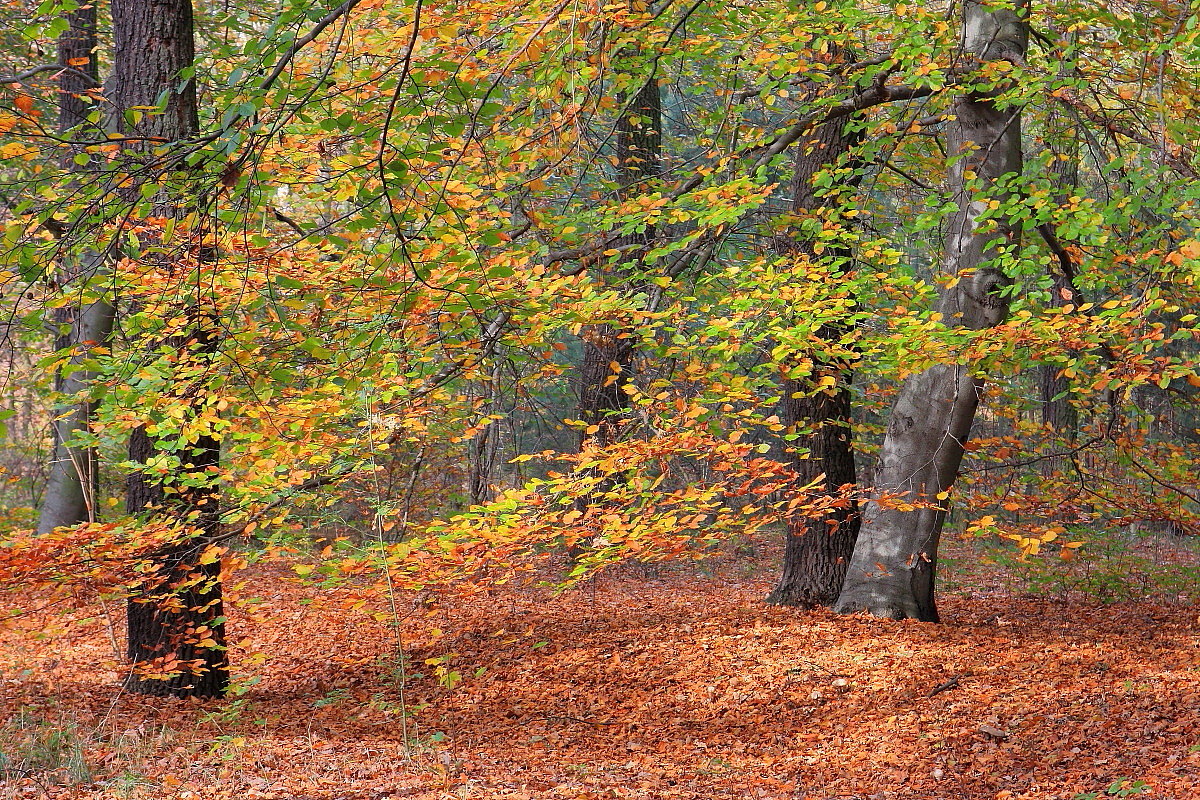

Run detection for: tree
[[37, 1, 115, 535], [1037, 31, 1080, 441], [111, 0, 227, 697], [834, 0, 1028, 621], [766, 106, 862, 607], [570, 7, 663, 555]]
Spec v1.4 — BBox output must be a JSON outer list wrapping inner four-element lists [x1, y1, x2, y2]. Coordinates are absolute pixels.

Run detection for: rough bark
[[111, 0, 199, 144], [38, 4, 115, 534], [833, 0, 1027, 621], [570, 43, 661, 545], [574, 55, 661, 440], [124, 356, 226, 698], [112, 0, 227, 698], [766, 116, 862, 608]]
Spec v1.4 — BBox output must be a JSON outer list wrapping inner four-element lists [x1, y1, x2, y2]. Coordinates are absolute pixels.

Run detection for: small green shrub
[[969, 524, 1200, 603], [0, 711, 93, 787]]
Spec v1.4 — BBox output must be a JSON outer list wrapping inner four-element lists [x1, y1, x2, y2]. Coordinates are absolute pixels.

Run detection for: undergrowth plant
[[0, 711, 92, 787], [975, 526, 1200, 603]]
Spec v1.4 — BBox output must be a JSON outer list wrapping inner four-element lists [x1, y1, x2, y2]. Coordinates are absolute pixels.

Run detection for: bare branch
[[0, 64, 100, 87], [259, 0, 367, 92]]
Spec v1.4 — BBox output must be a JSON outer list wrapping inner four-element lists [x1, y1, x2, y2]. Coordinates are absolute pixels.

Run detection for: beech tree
[[37, 2, 113, 534], [3, 0, 1200, 674], [834, 0, 1028, 621]]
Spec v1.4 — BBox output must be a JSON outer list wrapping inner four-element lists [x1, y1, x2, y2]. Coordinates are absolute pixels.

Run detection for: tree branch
[[259, 0, 366, 92], [0, 64, 100, 87], [1056, 93, 1198, 180]]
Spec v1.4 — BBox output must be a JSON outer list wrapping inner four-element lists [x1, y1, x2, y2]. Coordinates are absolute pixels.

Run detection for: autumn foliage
[[3, 0, 1200, 793]]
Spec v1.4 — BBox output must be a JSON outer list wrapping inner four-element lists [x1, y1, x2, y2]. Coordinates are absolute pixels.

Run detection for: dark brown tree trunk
[[56, 3, 99, 140], [766, 115, 862, 607], [111, 0, 200, 143], [570, 39, 661, 549], [112, 0, 226, 698], [125, 337, 226, 698], [834, 0, 1027, 621], [1040, 45, 1080, 439], [574, 53, 661, 438], [38, 3, 114, 534]]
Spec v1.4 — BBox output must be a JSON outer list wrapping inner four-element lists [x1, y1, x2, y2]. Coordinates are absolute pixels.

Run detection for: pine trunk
[[833, 0, 1027, 621]]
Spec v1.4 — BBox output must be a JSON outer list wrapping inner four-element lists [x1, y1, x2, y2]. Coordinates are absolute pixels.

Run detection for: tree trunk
[[125, 382, 226, 698], [1040, 37, 1080, 439], [766, 114, 862, 607], [574, 45, 661, 440], [38, 3, 115, 534], [570, 37, 661, 548], [112, 0, 227, 698], [834, 0, 1027, 621]]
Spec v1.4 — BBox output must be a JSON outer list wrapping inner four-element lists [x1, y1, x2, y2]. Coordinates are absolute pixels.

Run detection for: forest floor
[[3, 532, 1200, 800]]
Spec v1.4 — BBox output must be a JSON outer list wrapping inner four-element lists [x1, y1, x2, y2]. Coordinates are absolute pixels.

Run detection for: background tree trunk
[[767, 114, 862, 607], [112, 0, 227, 698], [570, 36, 661, 551], [833, 0, 1027, 621], [1040, 33, 1080, 440], [38, 3, 115, 534], [574, 53, 661, 441]]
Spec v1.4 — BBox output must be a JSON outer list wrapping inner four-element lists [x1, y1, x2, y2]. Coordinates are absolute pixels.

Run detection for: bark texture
[[112, 0, 227, 698], [125, 355, 226, 698], [111, 0, 199, 143], [833, 0, 1027, 621], [766, 115, 862, 608], [38, 5, 114, 534], [570, 47, 661, 536], [574, 55, 661, 440]]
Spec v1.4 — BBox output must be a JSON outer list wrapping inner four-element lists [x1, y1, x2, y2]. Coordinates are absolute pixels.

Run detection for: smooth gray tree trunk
[[38, 3, 116, 534], [38, 288, 114, 533], [833, 0, 1027, 621]]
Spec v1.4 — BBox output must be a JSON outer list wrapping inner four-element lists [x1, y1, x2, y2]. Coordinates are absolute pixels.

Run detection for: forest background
[[3, 0, 1200, 797]]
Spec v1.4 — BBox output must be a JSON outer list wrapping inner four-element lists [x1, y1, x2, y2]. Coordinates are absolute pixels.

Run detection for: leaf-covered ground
[[3, 538, 1200, 800]]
